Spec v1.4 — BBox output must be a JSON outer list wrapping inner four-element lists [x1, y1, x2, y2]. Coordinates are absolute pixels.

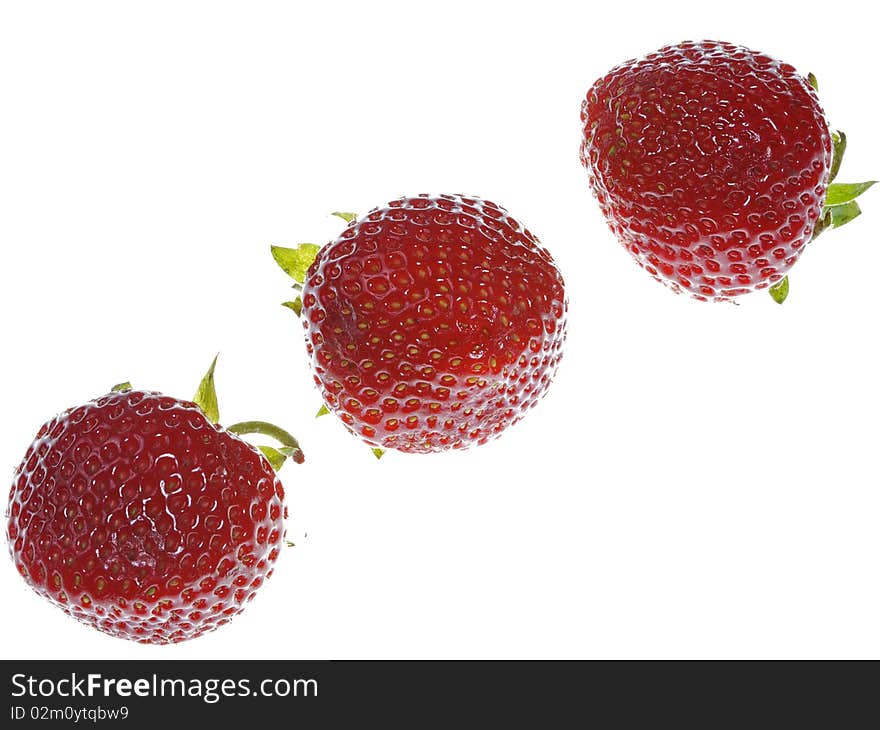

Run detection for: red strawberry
[[580, 40, 875, 302], [6, 359, 303, 644], [272, 194, 567, 454]]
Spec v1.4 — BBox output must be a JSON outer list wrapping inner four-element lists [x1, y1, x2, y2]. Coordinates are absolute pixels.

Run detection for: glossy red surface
[[7, 390, 286, 644], [302, 194, 567, 452], [581, 40, 832, 300]]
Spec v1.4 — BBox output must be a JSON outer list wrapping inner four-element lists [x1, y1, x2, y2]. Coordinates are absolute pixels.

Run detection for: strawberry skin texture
[[301, 194, 567, 453], [7, 390, 286, 644], [580, 40, 832, 300]]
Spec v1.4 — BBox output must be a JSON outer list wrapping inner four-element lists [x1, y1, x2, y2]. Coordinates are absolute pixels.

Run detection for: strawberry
[[272, 194, 567, 454], [6, 359, 303, 644], [580, 40, 875, 302]]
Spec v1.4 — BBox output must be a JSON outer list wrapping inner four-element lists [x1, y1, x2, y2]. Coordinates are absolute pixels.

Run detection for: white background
[[1, 0, 877, 659]]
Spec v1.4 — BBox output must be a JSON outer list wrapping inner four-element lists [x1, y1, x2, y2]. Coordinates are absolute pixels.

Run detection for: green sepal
[[769, 276, 789, 304], [316, 404, 330, 418], [111, 382, 132, 392], [829, 130, 846, 183], [825, 181, 876, 207], [258, 445, 287, 471], [271, 243, 321, 283], [371, 448, 385, 460], [810, 209, 832, 242], [282, 298, 303, 317], [829, 200, 862, 228], [332, 211, 358, 224], [807, 72, 819, 91], [193, 354, 220, 423]]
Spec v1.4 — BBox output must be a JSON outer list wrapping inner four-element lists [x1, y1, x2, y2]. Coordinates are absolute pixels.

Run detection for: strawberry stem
[[227, 420, 304, 464]]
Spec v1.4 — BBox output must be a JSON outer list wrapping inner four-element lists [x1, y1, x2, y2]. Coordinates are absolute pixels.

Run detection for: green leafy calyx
[[271, 244, 321, 284], [193, 354, 220, 423], [769, 277, 789, 304], [331, 211, 358, 223], [769, 121, 875, 303], [825, 181, 876, 207], [258, 445, 287, 471], [282, 298, 303, 317]]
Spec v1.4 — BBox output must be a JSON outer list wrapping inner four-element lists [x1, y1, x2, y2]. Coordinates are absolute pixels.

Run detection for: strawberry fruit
[[273, 194, 567, 453], [580, 40, 875, 302], [6, 359, 302, 644]]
